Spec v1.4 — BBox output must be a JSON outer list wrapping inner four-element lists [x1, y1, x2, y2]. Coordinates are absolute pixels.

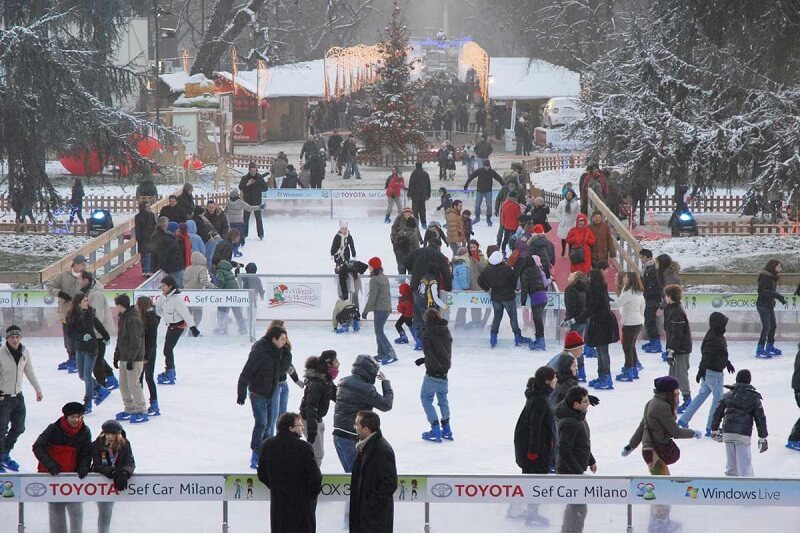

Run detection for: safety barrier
[[2, 472, 797, 532]]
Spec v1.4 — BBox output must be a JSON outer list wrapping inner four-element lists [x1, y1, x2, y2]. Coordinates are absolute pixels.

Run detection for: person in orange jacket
[[500, 193, 522, 256], [566, 213, 596, 273]]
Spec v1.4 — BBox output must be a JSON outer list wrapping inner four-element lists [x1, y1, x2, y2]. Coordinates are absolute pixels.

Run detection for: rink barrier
[[4, 473, 799, 532]]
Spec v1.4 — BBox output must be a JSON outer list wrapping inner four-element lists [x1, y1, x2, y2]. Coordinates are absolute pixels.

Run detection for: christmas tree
[[354, 0, 426, 155]]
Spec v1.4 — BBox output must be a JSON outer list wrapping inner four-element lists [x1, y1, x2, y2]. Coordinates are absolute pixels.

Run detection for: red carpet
[[546, 223, 618, 289], [104, 262, 146, 290]]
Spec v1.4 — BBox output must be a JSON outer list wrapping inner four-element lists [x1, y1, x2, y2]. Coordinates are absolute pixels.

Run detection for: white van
[[541, 97, 582, 128]]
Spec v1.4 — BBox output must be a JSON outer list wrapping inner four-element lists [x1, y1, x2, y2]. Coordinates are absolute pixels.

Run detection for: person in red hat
[[362, 257, 398, 364], [548, 330, 590, 405]]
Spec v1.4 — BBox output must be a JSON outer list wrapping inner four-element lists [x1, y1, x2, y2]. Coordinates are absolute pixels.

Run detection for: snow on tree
[[353, 0, 426, 155]]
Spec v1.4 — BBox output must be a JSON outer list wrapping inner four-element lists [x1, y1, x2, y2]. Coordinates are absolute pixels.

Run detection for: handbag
[[643, 402, 681, 465], [568, 230, 586, 264]]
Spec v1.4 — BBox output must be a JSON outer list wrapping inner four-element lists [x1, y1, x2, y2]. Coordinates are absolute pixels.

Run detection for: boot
[[640, 340, 652, 352], [594, 374, 614, 390], [422, 423, 442, 443], [755, 344, 771, 358], [786, 441, 800, 451], [677, 395, 691, 414], [576, 366, 586, 383], [677, 419, 688, 429], [250, 451, 259, 469], [524, 512, 550, 527], [514, 333, 532, 346], [94, 386, 111, 406], [615, 367, 635, 382], [130, 413, 150, 424], [490, 333, 498, 348], [115, 411, 132, 421], [394, 332, 409, 344], [83, 398, 93, 415], [105, 374, 119, 391], [67, 359, 79, 374], [583, 345, 597, 358], [148, 401, 161, 416], [441, 419, 453, 441], [352, 319, 361, 332], [335, 324, 350, 334], [528, 337, 546, 351], [158, 368, 176, 385], [644, 338, 663, 353], [2, 453, 20, 472], [632, 365, 640, 379], [766, 343, 782, 355], [57, 359, 72, 371], [384, 215, 391, 224]]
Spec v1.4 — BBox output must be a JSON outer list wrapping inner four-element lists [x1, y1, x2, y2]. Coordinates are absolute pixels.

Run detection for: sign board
[[630, 477, 800, 507], [427, 476, 630, 504], [134, 290, 250, 308], [266, 282, 322, 309]]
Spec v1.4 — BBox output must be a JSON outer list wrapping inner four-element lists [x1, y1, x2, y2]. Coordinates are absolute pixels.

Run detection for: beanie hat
[[564, 330, 584, 349], [736, 369, 752, 384], [167, 222, 179, 233], [229, 190, 240, 200], [402, 207, 413, 215], [248, 161, 258, 169], [533, 224, 545, 234], [178, 222, 189, 234], [62, 402, 86, 417], [368, 257, 382, 270], [157, 216, 169, 227], [101, 420, 124, 434], [5, 325, 21, 337], [488, 250, 503, 265], [339, 220, 348, 230], [654, 376, 680, 393]]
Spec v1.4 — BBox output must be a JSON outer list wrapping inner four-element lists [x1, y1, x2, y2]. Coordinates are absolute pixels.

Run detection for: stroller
[[332, 298, 361, 334]]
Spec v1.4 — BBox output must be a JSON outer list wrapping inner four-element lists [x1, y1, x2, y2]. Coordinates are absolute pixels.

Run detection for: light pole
[[152, 1, 176, 127]]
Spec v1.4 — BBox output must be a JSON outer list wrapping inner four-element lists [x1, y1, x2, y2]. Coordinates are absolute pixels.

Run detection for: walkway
[[547, 222, 618, 289], [103, 262, 145, 290]]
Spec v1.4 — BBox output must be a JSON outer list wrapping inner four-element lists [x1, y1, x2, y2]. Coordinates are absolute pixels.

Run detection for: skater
[[406, 236, 451, 348], [257, 412, 323, 533], [555, 189, 580, 257], [300, 350, 340, 466], [466, 240, 490, 328], [518, 255, 548, 351], [562, 271, 589, 379], [176, 183, 195, 220], [224, 191, 258, 249], [664, 284, 692, 413], [614, 272, 646, 382], [66, 293, 111, 414], [512, 366, 557, 527], [478, 250, 530, 348], [499, 193, 522, 256], [416, 308, 453, 443], [331, 221, 357, 295], [528, 197, 552, 233], [555, 386, 597, 533], [81, 271, 118, 394], [238, 162, 268, 241], [134, 201, 157, 276], [640, 249, 663, 354], [451, 247, 472, 329], [445, 200, 466, 256], [756, 259, 786, 358], [47, 254, 86, 372], [91, 420, 135, 533], [69, 177, 85, 223], [33, 402, 91, 533], [327, 131, 342, 173], [710, 370, 768, 477], [678, 312, 735, 435], [362, 257, 398, 365], [0, 325, 43, 472], [136, 296, 161, 417], [463, 160, 504, 226], [390, 209, 420, 275], [585, 268, 619, 390], [184, 251, 215, 326], [565, 213, 596, 274], [155, 275, 200, 386], [407, 162, 431, 228], [237, 325, 286, 470], [384, 169, 405, 223], [786, 347, 800, 450], [268, 320, 303, 439], [436, 187, 452, 213], [112, 295, 148, 424], [349, 411, 398, 533], [214, 260, 248, 336], [394, 283, 414, 344]]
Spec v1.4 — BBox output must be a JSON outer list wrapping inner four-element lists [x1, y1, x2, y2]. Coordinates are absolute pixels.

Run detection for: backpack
[[336, 304, 360, 326]]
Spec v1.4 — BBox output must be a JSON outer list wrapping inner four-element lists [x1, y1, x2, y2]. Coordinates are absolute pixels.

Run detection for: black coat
[[134, 211, 157, 252], [464, 168, 504, 193], [212, 238, 235, 267], [155, 231, 185, 274], [205, 210, 229, 238], [90, 437, 135, 479], [300, 370, 337, 444], [349, 430, 398, 533], [514, 384, 555, 473], [550, 371, 578, 408], [176, 192, 195, 219], [158, 204, 187, 223], [333, 355, 394, 441], [66, 309, 110, 354], [698, 312, 730, 380], [664, 302, 692, 355], [281, 170, 305, 188], [528, 206, 552, 233], [564, 280, 588, 322], [518, 257, 545, 305], [756, 272, 785, 309], [477, 262, 517, 302], [237, 336, 282, 401], [33, 418, 92, 476], [711, 384, 768, 438], [331, 233, 357, 265], [421, 315, 452, 378], [258, 431, 322, 533], [554, 402, 595, 475], [528, 234, 555, 273], [585, 283, 619, 346], [143, 309, 160, 361], [793, 348, 800, 392], [304, 155, 326, 182], [239, 172, 268, 206], [642, 263, 662, 301], [406, 246, 452, 292], [407, 169, 431, 200]]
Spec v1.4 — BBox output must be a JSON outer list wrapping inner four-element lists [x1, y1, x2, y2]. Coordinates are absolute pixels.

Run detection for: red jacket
[[501, 200, 522, 231], [386, 174, 405, 199], [565, 214, 596, 274], [397, 283, 414, 317]]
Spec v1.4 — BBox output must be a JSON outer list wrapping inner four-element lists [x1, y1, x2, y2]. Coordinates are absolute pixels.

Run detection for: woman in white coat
[[614, 271, 646, 382], [155, 275, 200, 385], [556, 189, 580, 257]]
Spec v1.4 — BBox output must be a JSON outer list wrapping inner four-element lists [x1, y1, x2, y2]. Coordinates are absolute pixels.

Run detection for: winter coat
[[215, 260, 239, 290], [300, 369, 338, 444], [528, 233, 555, 277], [191, 213, 214, 243], [565, 215, 596, 273], [333, 355, 394, 441], [615, 289, 645, 326], [300, 140, 319, 160], [462, 213, 474, 238], [71, 183, 85, 206], [176, 191, 195, 219], [500, 200, 522, 231], [349, 430, 397, 533], [258, 431, 322, 533], [518, 257, 547, 306], [205, 208, 229, 239], [697, 312, 730, 379], [757, 272, 785, 309], [84, 281, 115, 336], [142, 309, 160, 361], [237, 335, 283, 401], [115, 306, 144, 363], [0, 342, 41, 397], [384, 174, 405, 199], [494, 178, 520, 214], [185, 220, 206, 256], [514, 383, 555, 473], [467, 251, 487, 290], [281, 169, 304, 188], [304, 154, 326, 182], [627, 392, 695, 449], [157, 289, 194, 327], [134, 210, 157, 253], [407, 169, 431, 201], [589, 221, 616, 263], [664, 302, 692, 355], [66, 308, 110, 355], [477, 262, 518, 302], [711, 384, 768, 438], [33, 417, 92, 476], [159, 203, 187, 223], [585, 282, 620, 346], [327, 135, 342, 157], [364, 273, 392, 314], [155, 231, 185, 275], [550, 367, 579, 408], [224, 197, 259, 224], [660, 262, 682, 288], [331, 232, 357, 265], [474, 138, 493, 159], [211, 238, 234, 268], [528, 205, 552, 233], [445, 208, 465, 243], [464, 168, 504, 193], [422, 315, 452, 378], [556, 198, 580, 239], [406, 246, 452, 292], [184, 251, 215, 290], [397, 284, 414, 317], [239, 172, 268, 206], [390, 217, 420, 269], [554, 401, 595, 474], [793, 347, 800, 392], [90, 437, 135, 484], [46, 270, 84, 320], [451, 257, 470, 290], [642, 262, 662, 301]]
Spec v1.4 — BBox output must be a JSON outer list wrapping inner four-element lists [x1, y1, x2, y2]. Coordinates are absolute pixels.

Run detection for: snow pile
[[0, 233, 91, 257], [645, 235, 800, 271]]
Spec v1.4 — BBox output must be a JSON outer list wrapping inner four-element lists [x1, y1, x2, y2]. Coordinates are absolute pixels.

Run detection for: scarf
[[59, 416, 83, 437], [470, 250, 480, 262], [5, 342, 23, 364], [334, 231, 348, 262], [327, 367, 340, 380]]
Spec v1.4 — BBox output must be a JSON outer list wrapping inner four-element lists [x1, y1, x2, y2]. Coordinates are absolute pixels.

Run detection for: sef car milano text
[[144, 293, 249, 305], [439, 483, 627, 500]]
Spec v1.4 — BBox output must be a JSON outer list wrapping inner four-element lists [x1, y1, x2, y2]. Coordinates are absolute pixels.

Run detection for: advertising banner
[[447, 292, 560, 310], [681, 293, 800, 312], [266, 282, 322, 309], [630, 477, 799, 507], [0, 291, 12, 308], [0, 475, 20, 501], [134, 290, 251, 308], [223, 474, 425, 502], [264, 189, 329, 201], [18, 475, 226, 502]]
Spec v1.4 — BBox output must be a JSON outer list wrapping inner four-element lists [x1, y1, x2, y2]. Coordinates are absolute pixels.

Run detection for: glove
[[190, 326, 200, 337], [692, 430, 703, 439], [126, 361, 134, 371], [237, 396, 246, 406], [758, 438, 768, 453], [588, 395, 600, 407], [795, 391, 800, 409], [78, 470, 88, 480], [666, 350, 675, 366], [621, 445, 632, 457], [414, 357, 425, 366], [561, 318, 575, 328], [82, 333, 92, 342], [526, 452, 538, 461], [726, 361, 735, 374], [362, 312, 368, 319], [57, 291, 72, 302], [778, 296, 787, 306], [113, 358, 119, 369], [711, 431, 723, 442], [47, 464, 61, 475], [695, 370, 704, 384], [113, 470, 130, 491]]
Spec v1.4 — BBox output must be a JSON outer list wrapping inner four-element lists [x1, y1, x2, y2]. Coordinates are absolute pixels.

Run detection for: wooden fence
[[0, 222, 88, 235], [697, 221, 800, 236], [586, 188, 642, 276], [522, 154, 589, 174], [0, 194, 162, 215]]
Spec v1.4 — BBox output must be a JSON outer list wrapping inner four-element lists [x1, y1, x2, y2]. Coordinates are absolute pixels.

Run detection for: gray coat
[[332, 355, 394, 441], [363, 273, 392, 314], [115, 306, 145, 363]]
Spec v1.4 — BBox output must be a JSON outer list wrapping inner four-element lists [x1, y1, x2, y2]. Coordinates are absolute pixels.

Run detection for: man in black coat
[[350, 411, 397, 533], [416, 308, 453, 441], [134, 202, 157, 275], [154, 223, 185, 283], [463, 160, 504, 226], [639, 248, 663, 353], [258, 412, 323, 533], [405, 239, 452, 346], [238, 162, 268, 240], [555, 386, 597, 533], [788, 348, 800, 450], [407, 162, 431, 228], [477, 250, 527, 348], [204, 200, 229, 239], [158, 195, 187, 223]]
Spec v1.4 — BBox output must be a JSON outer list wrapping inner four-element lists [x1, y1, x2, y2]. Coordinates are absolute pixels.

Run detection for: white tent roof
[[215, 59, 325, 98], [159, 72, 212, 93], [488, 57, 580, 100]]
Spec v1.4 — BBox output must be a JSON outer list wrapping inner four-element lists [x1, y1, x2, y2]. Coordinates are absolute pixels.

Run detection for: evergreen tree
[[354, 0, 426, 155]]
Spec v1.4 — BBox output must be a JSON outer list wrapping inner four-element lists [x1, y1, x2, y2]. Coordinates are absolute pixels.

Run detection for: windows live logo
[[685, 486, 699, 499]]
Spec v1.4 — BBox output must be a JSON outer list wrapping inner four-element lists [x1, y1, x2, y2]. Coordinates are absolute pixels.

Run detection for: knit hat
[[456, 246, 468, 256], [654, 376, 680, 393], [488, 250, 503, 265], [339, 220, 348, 230], [564, 330, 584, 350], [248, 161, 258, 169], [5, 325, 21, 337], [229, 190, 240, 200], [402, 207, 413, 215], [736, 369, 752, 384], [73, 255, 86, 265], [533, 224, 545, 233], [157, 216, 169, 227], [178, 222, 189, 234], [368, 257, 382, 270], [167, 221, 179, 233], [62, 402, 86, 417], [101, 420, 124, 434]]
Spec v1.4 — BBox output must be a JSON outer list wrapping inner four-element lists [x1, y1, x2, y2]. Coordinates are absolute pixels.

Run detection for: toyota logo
[[25, 482, 47, 497], [431, 483, 453, 498]]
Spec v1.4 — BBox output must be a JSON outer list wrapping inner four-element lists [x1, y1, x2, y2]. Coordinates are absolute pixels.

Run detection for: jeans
[[621, 324, 642, 368], [530, 303, 546, 339], [334, 435, 358, 473], [413, 291, 427, 337], [411, 198, 427, 226], [97, 502, 114, 533], [374, 311, 396, 360], [491, 299, 521, 335], [420, 375, 450, 424], [243, 209, 264, 240], [76, 350, 98, 401], [757, 306, 776, 345], [474, 191, 493, 222], [49, 502, 83, 533], [596, 344, 611, 376], [230, 222, 245, 246], [163, 326, 185, 370], [268, 381, 289, 438], [466, 158, 475, 177], [679, 369, 723, 431], [644, 298, 660, 340], [344, 160, 361, 179], [385, 196, 402, 218], [249, 391, 274, 452], [141, 252, 153, 274], [0, 394, 25, 455]]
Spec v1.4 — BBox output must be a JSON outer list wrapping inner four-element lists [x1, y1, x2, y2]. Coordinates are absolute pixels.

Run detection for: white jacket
[[556, 198, 580, 239], [0, 343, 42, 397], [157, 289, 195, 327], [615, 289, 645, 326], [85, 283, 116, 335]]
